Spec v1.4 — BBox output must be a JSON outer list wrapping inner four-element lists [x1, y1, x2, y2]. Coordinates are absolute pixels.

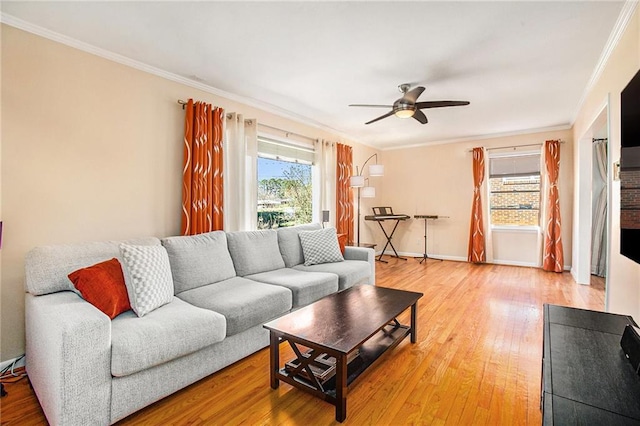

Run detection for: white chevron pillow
[[298, 228, 344, 266], [119, 243, 174, 317]]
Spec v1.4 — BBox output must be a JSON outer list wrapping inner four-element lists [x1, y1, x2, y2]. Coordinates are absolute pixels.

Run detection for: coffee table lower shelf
[[271, 322, 411, 421]]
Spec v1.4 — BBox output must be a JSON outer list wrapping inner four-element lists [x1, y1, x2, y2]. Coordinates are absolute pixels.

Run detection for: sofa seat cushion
[[111, 297, 226, 377], [177, 277, 291, 336], [293, 260, 370, 290], [246, 268, 338, 308]]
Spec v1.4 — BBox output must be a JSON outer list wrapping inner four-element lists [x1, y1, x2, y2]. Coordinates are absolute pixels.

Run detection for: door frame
[[571, 94, 611, 308]]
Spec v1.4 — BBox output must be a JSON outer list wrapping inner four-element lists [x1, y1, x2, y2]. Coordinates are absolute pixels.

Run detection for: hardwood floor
[[1, 259, 606, 425], [590, 274, 606, 293]]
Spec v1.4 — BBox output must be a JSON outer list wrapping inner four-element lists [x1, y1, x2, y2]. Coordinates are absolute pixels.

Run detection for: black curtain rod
[[592, 138, 608, 143], [177, 100, 314, 142], [257, 123, 316, 143], [486, 142, 542, 151], [177, 99, 231, 118]]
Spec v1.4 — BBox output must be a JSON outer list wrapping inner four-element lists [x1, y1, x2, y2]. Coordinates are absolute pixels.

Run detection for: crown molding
[[0, 12, 367, 147], [381, 124, 572, 151], [1, 10, 611, 154], [571, 1, 638, 124]]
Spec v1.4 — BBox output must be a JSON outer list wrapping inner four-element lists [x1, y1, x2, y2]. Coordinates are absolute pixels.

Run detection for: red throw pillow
[[68, 258, 131, 319], [337, 233, 347, 255]]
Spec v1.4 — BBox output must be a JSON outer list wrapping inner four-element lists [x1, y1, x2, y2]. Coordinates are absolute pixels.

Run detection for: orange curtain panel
[[542, 139, 564, 272], [468, 147, 486, 263], [181, 99, 225, 235], [336, 143, 354, 244]]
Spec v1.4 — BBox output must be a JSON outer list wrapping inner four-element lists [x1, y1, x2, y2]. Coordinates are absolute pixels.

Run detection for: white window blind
[[257, 137, 315, 164], [490, 153, 540, 178]]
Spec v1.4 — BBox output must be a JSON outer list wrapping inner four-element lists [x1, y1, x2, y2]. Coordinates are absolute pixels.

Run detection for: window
[[257, 137, 314, 229], [489, 152, 541, 226]]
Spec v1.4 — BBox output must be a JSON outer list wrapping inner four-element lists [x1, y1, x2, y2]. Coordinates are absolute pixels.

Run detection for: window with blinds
[[257, 137, 315, 164], [489, 152, 541, 226], [257, 136, 315, 229]]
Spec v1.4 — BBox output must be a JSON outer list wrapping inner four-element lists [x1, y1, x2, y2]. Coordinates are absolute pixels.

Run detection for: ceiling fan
[[349, 84, 470, 125]]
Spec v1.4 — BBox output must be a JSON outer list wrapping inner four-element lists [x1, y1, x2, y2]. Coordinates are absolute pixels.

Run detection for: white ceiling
[[1, 1, 626, 149]]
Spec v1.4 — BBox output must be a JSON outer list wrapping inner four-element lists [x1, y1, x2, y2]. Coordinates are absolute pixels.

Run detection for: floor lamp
[[350, 154, 384, 246]]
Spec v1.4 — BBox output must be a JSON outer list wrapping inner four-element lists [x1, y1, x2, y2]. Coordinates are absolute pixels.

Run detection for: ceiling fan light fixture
[[394, 107, 415, 119]]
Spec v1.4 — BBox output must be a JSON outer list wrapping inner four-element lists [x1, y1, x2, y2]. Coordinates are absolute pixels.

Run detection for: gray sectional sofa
[[24, 223, 375, 425]]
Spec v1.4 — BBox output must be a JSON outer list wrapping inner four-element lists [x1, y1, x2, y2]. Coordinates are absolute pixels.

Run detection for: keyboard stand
[[373, 219, 407, 263], [413, 215, 443, 264]]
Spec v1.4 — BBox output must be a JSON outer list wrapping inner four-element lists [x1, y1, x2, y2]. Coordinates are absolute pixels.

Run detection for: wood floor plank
[[0, 259, 607, 425]]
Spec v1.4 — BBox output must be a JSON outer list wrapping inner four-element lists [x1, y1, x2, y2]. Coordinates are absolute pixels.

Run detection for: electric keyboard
[[364, 214, 410, 221], [363, 207, 410, 262]]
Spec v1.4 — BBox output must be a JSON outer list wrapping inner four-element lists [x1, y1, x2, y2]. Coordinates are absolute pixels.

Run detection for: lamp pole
[[350, 154, 383, 247], [356, 186, 361, 246]]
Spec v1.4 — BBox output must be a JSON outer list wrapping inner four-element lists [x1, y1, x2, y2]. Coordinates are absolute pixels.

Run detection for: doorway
[[571, 96, 610, 309]]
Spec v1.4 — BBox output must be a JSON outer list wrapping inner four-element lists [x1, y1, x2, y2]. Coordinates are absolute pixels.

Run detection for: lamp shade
[[368, 164, 384, 176], [361, 186, 376, 198], [350, 175, 365, 187]]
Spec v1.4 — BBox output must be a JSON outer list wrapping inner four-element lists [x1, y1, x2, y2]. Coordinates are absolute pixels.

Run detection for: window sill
[[491, 225, 540, 234]]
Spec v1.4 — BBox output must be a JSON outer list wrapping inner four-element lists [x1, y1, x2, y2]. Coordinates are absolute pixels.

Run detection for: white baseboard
[[378, 250, 467, 263], [377, 251, 568, 270], [1, 355, 25, 372], [492, 259, 539, 268]]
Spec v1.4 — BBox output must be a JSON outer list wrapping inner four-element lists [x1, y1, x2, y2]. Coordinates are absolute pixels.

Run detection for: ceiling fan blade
[[415, 100, 470, 109], [413, 110, 428, 124], [365, 110, 396, 125], [402, 86, 425, 103], [349, 104, 393, 108]]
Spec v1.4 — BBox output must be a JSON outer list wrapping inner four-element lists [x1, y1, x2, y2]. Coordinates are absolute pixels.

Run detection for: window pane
[[490, 153, 540, 178], [257, 157, 312, 229], [257, 137, 315, 164], [489, 175, 540, 226]]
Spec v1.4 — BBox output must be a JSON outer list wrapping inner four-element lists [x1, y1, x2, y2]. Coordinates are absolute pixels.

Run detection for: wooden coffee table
[[263, 285, 423, 422]]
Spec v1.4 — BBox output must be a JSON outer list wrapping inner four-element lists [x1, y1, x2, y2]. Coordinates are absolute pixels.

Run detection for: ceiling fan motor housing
[[393, 100, 416, 117]]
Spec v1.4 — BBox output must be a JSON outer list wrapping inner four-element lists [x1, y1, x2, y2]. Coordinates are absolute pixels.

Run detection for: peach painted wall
[[0, 25, 375, 360], [376, 129, 574, 265], [572, 5, 640, 320]]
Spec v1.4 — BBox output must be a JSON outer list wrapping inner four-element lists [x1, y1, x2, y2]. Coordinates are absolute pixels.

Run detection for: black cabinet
[[542, 304, 640, 424]]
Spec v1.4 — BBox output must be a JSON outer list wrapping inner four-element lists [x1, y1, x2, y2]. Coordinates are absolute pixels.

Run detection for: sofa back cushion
[[276, 223, 322, 268], [25, 237, 161, 296], [161, 231, 236, 294], [226, 230, 285, 276]]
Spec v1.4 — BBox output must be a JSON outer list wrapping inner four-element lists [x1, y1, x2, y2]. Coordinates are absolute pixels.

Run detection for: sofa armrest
[[344, 246, 376, 285], [26, 292, 112, 426]]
